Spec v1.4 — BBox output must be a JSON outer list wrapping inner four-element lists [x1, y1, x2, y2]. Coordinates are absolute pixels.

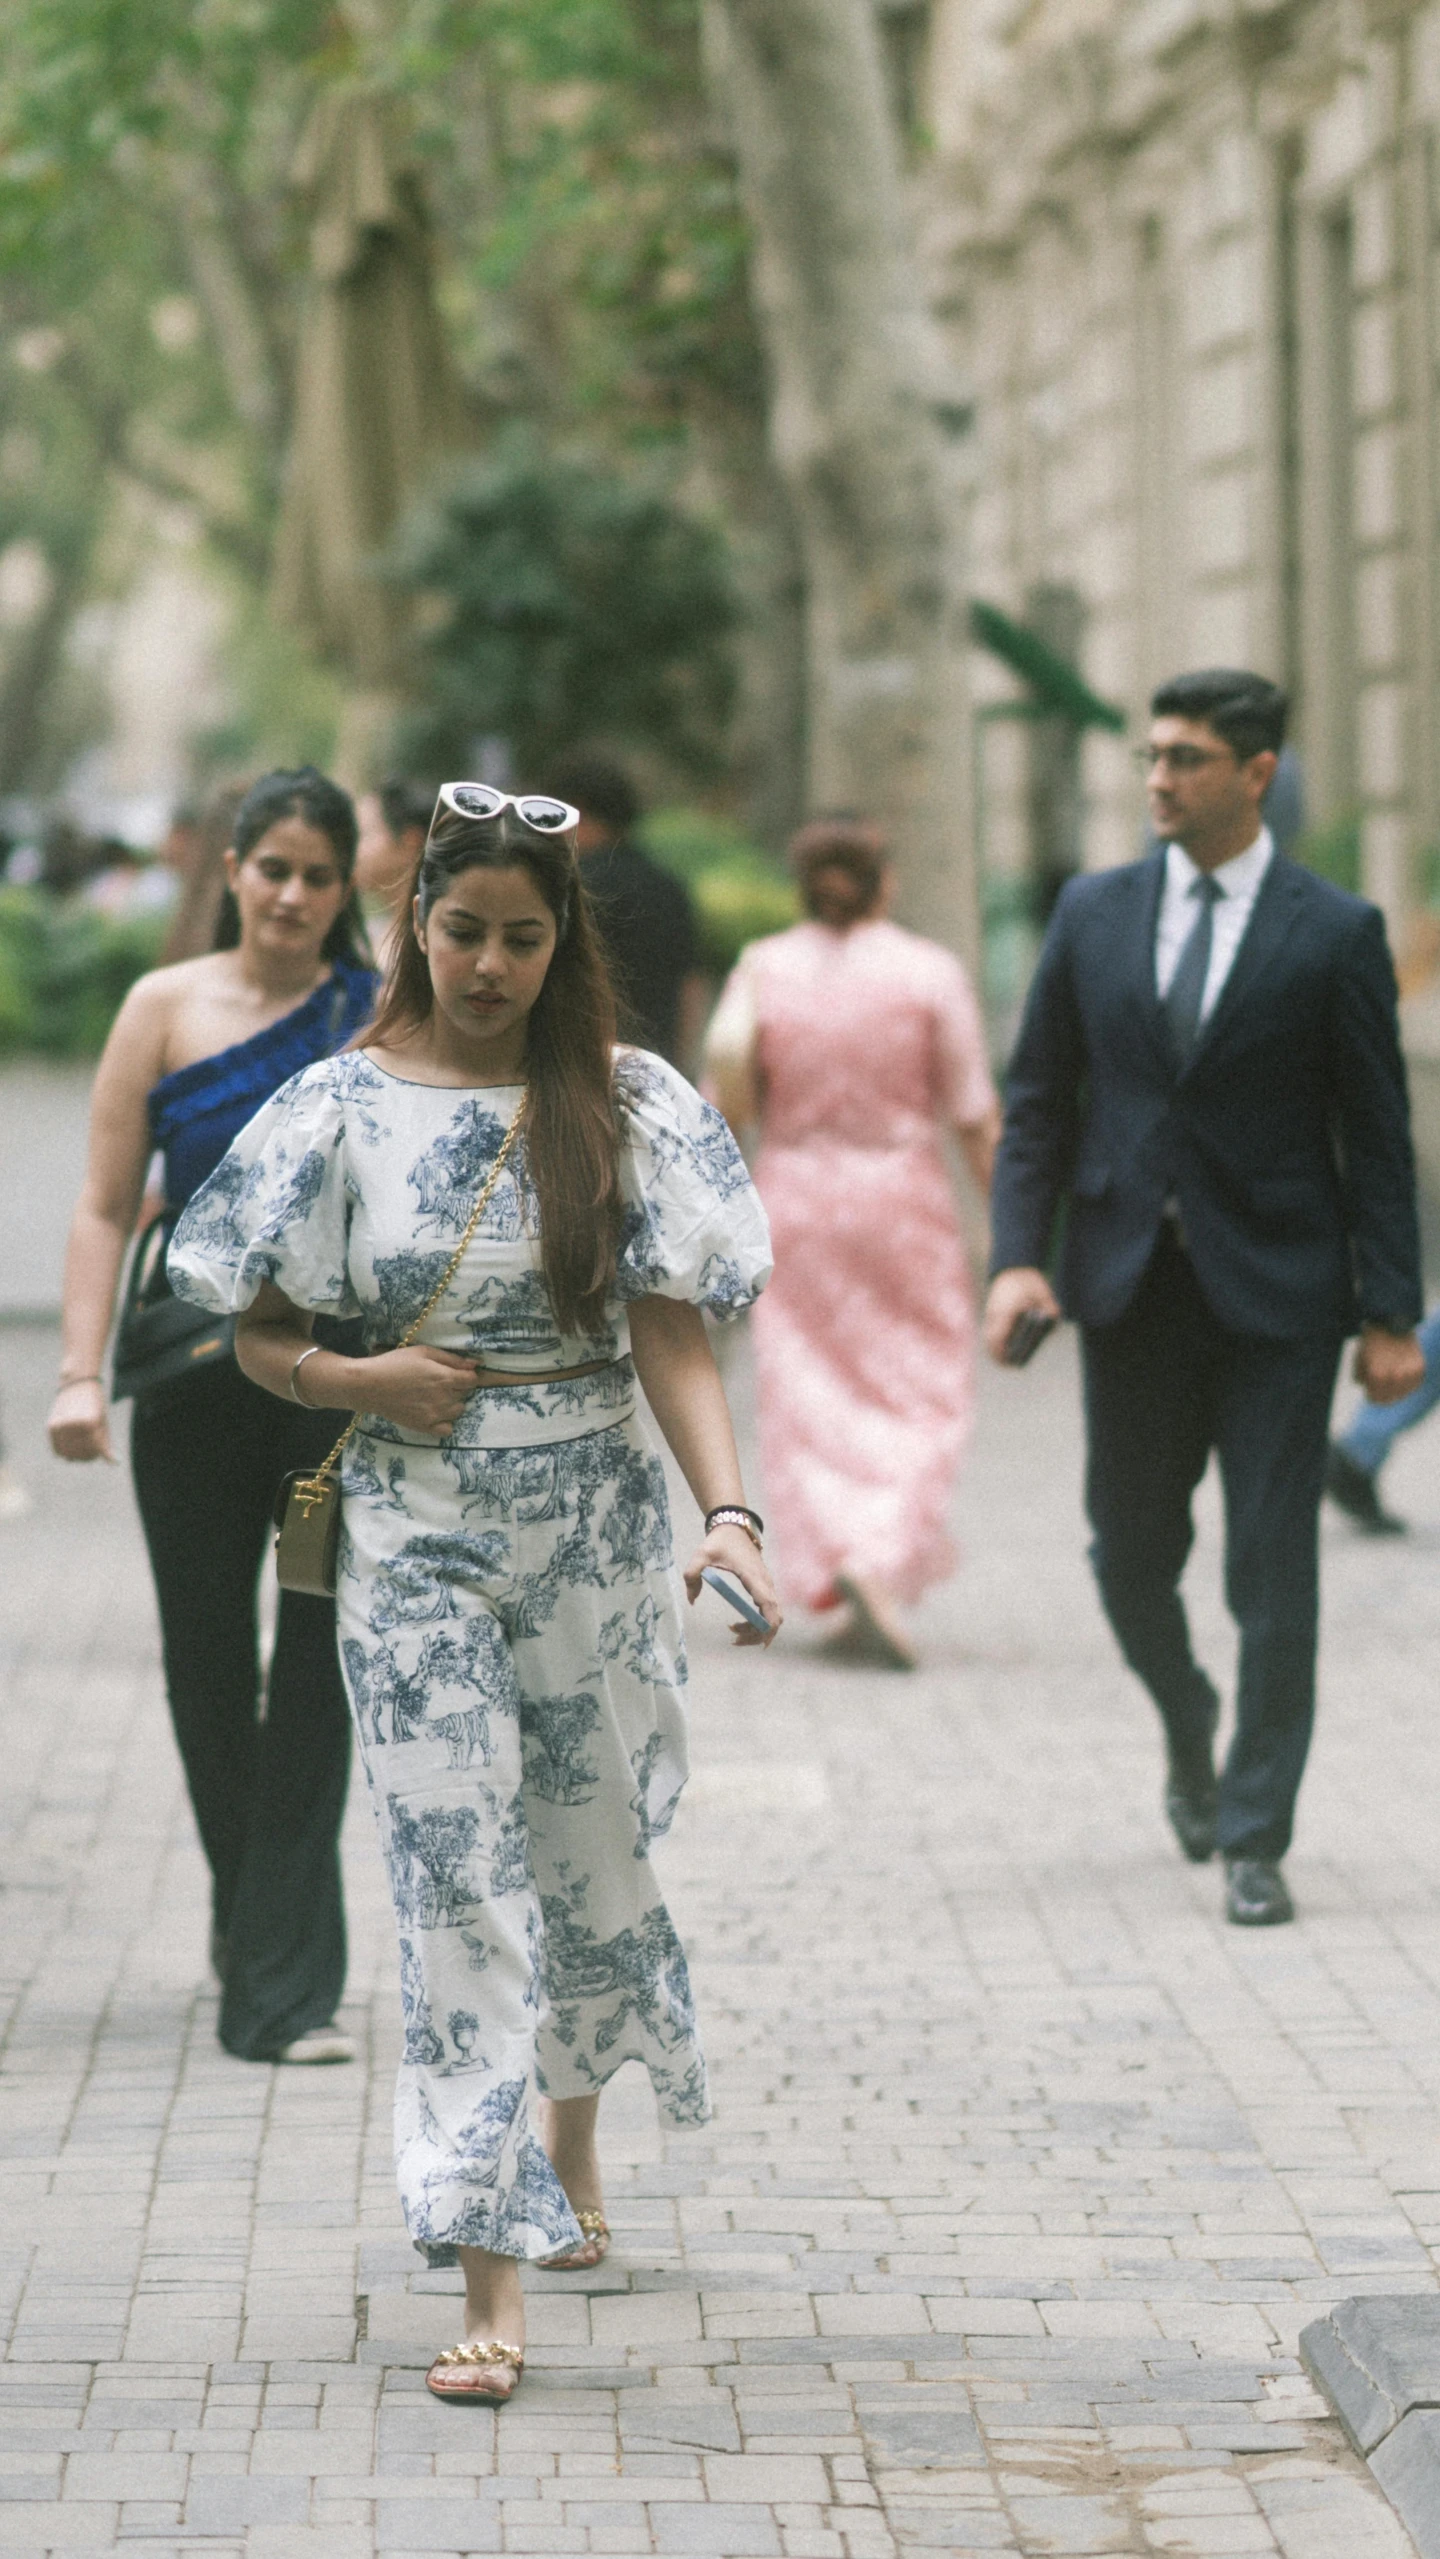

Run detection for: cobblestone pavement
[[2, 1312, 1438, 2559]]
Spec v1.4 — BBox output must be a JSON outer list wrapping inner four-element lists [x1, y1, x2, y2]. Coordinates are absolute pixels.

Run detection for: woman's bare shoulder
[[121, 950, 232, 1016], [102, 952, 246, 1087]]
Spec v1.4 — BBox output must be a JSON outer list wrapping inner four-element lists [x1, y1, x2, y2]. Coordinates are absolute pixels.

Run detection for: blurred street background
[[1, 1307, 1438, 2558], [11, 4, 1440, 2555], [8, 0, 1440, 1111]]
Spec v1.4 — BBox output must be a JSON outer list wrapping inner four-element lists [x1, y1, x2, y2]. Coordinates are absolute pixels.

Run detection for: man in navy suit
[[985, 668, 1425, 1925]]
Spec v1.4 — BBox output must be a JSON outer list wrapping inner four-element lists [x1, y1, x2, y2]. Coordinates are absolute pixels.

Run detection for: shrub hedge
[[640, 809, 798, 973], [0, 889, 168, 1058], [0, 811, 798, 1059]]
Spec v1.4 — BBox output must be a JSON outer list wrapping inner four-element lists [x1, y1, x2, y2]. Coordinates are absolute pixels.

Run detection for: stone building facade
[[916, 0, 1440, 943]]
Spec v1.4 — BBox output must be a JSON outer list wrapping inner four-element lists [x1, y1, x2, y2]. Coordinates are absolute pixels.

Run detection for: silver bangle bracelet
[[290, 1345, 325, 1407]]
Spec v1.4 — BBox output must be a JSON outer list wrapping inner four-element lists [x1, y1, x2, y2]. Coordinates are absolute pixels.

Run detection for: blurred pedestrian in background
[[355, 777, 433, 964], [985, 669, 1423, 1928], [80, 836, 176, 922], [705, 818, 999, 1669], [159, 783, 251, 966], [1325, 1312, 1440, 1534], [548, 751, 708, 1067], [47, 767, 375, 2063]]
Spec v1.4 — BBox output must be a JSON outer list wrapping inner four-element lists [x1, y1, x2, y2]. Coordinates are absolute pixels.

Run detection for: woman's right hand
[[348, 1346, 480, 1437], [48, 1378, 115, 1464]]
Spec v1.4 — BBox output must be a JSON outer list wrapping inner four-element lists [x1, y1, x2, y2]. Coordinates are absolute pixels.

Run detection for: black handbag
[[111, 1217, 236, 1403]]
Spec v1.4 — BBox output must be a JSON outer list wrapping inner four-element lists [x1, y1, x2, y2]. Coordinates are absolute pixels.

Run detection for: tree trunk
[[704, 0, 977, 961], [0, 545, 93, 798], [699, 412, 809, 854]]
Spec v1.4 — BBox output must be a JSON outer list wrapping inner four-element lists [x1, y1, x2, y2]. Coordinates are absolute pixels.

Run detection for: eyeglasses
[[434, 783, 580, 834], [1132, 744, 1230, 773]]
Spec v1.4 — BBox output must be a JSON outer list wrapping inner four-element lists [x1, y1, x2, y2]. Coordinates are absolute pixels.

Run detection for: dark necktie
[[1163, 874, 1222, 1066]]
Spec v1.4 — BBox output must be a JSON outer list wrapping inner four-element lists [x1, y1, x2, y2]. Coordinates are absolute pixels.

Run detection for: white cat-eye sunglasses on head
[[432, 783, 580, 836]]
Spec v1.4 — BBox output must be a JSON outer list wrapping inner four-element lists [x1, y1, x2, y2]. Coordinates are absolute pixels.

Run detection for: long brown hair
[[364, 802, 624, 1335]]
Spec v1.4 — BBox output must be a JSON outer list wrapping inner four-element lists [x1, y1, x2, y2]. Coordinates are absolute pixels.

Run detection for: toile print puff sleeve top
[[167, 1048, 773, 1451]]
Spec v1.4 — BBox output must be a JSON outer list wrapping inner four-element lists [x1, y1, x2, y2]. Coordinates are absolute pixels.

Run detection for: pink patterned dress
[[706, 918, 997, 1613]]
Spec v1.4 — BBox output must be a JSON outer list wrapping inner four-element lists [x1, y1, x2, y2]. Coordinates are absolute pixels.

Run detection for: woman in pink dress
[[704, 821, 1000, 1667]]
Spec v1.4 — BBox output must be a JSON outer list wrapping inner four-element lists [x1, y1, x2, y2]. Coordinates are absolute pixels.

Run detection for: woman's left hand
[[682, 1522, 782, 1648]]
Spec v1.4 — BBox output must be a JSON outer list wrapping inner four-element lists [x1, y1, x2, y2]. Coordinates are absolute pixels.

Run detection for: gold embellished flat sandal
[[539, 2209, 610, 2271], [424, 2339, 524, 2402]]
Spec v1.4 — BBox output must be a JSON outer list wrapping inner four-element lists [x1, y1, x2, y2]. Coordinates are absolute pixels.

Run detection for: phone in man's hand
[[1003, 1308, 1058, 1368]]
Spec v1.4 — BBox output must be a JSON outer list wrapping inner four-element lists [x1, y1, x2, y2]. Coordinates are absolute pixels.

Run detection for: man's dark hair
[[547, 751, 641, 834], [379, 778, 436, 840], [1150, 668, 1288, 762]]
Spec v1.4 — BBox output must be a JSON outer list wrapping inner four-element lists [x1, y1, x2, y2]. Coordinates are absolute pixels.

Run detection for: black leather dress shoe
[[1164, 1677, 1220, 1863], [1224, 1857, 1294, 1926], [1165, 1778, 1218, 1863], [1324, 1444, 1406, 1536]]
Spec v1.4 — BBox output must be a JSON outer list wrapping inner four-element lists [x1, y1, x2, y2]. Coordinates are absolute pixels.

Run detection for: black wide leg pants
[[1080, 1227, 1341, 1862], [130, 1359, 351, 2058]]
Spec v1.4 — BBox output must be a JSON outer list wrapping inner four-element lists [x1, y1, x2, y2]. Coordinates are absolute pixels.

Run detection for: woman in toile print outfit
[[170, 783, 778, 2404]]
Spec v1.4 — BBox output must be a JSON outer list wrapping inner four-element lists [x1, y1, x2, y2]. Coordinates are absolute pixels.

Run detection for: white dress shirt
[[1154, 827, 1274, 1025]]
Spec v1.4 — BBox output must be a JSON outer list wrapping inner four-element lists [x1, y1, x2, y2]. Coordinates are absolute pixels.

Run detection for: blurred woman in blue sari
[[48, 769, 375, 2063]]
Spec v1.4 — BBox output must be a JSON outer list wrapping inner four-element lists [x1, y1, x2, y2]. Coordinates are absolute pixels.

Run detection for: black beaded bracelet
[[705, 1504, 764, 1546]]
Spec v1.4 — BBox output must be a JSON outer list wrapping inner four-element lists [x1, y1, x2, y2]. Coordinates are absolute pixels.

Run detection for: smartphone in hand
[[700, 1565, 771, 1634], [1004, 1308, 1058, 1368]]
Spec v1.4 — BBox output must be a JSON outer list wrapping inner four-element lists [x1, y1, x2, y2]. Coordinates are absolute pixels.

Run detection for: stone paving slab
[[0, 1067, 92, 1319], [2, 1307, 1439, 2553], [1301, 2296, 1440, 2551], [1301, 2297, 1440, 2457], [1372, 2414, 1440, 2559]]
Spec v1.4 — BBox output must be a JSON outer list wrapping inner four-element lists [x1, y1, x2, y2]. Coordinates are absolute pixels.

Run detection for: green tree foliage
[[0, 0, 757, 529], [0, 0, 334, 531], [381, 1, 760, 440], [390, 435, 737, 777], [0, 0, 765, 789], [0, 1, 335, 785]]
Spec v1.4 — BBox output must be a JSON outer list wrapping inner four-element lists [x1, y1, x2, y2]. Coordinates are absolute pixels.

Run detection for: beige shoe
[[837, 1574, 917, 1671], [275, 2025, 355, 2065]]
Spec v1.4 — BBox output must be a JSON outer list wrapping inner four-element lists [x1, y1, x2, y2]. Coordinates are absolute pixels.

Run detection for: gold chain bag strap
[[273, 1108, 524, 1598]]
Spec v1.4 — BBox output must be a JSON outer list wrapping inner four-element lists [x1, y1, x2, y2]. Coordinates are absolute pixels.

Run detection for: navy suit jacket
[[990, 849, 1423, 1339]]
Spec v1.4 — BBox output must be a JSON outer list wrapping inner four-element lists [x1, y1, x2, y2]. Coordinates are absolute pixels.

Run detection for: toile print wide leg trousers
[[335, 1412, 709, 2265]]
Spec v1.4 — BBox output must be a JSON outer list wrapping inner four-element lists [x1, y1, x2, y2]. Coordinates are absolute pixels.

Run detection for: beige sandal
[[425, 2339, 524, 2402], [539, 2207, 610, 2271], [837, 1574, 917, 1672]]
